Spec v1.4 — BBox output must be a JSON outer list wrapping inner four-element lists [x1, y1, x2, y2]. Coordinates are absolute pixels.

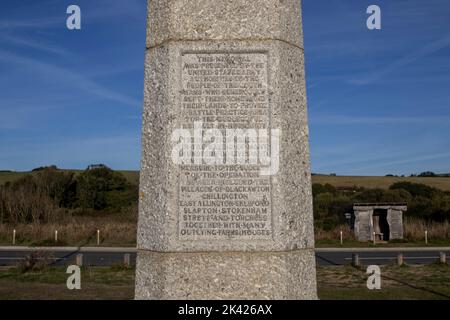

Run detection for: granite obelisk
[[135, 0, 317, 299]]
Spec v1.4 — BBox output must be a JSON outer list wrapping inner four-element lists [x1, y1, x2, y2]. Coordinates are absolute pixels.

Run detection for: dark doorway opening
[[373, 209, 390, 241]]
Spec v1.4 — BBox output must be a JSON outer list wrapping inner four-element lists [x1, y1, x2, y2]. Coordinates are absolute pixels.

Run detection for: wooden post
[[352, 253, 360, 267], [440, 252, 446, 264], [12, 229, 16, 245], [397, 253, 404, 266], [76, 253, 83, 267], [340, 230, 343, 245], [97, 229, 100, 246], [373, 232, 376, 245], [124, 253, 131, 267], [425, 230, 428, 245], [55, 230, 58, 243]]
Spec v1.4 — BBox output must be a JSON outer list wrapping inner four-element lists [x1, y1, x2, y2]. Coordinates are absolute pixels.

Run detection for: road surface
[[0, 246, 449, 267]]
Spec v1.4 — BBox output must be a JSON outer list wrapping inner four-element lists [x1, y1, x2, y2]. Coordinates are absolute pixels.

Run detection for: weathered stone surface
[[138, 40, 313, 252], [354, 210, 372, 241], [135, 249, 317, 300], [387, 209, 404, 239], [146, 0, 303, 49]]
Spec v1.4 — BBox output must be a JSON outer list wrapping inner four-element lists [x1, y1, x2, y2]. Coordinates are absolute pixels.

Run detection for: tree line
[[313, 181, 450, 230], [0, 167, 138, 224]]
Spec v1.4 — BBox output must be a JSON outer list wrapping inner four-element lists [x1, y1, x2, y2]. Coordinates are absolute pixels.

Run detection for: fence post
[[124, 253, 131, 267], [440, 252, 446, 264], [76, 253, 83, 267], [340, 230, 343, 245], [55, 230, 58, 243], [352, 253, 360, 267], [425, 230, 428, 245], [97, 229, 100, 246], [12, 229, 16, 245], [397, 253, 404, 266], [373, 232, 376, 245]]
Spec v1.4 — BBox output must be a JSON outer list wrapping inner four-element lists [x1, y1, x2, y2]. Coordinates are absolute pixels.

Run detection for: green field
[[1, 264, 449, 300], [2, 170, 450, 191]]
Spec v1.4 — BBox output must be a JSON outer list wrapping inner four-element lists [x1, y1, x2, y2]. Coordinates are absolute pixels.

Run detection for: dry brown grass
[[315, 224, 355, 241], [0, 217, 136, 246], [315, 219, 450, 243], [3, 218, 448, 247], [403, 218, 450, 241]]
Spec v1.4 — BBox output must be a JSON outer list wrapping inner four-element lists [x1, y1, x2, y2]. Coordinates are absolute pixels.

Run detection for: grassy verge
[[0, 264, 449, 300], [0, 266, 134, 300], [318, 264, 450, 300]]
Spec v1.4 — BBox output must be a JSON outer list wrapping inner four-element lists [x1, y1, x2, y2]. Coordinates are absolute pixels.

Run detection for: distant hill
[[312, 174, 450, 191], [2, 170, 450, 191]]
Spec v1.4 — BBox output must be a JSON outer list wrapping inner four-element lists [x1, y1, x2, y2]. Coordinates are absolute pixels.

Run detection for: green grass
[[0, 264, 449, 300], [317, 264, 450, 300], [0, 171, 28, 185], [0, 266, 135, 300]]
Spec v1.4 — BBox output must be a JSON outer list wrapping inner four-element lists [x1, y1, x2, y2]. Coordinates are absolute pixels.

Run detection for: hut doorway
[[372, 209, 389, 241]]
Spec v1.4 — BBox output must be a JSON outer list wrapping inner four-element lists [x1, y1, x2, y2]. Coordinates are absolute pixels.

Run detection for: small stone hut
[[353, 203, 407, 241]]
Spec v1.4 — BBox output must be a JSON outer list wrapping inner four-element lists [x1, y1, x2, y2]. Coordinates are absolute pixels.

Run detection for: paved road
[[0, 247, 449, 267]]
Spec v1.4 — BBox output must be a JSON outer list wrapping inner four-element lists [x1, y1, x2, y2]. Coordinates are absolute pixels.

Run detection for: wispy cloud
[[348, 35, 450, 85], [0, 34, 73, 57], [0, 49, 141, 108]]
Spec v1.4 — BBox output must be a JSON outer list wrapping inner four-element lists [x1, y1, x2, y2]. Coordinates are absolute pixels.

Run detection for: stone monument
[[135, 0, 317, 299]]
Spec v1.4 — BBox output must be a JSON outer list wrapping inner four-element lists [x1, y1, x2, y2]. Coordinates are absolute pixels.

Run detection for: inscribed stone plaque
[[178, 52, 273, 240]]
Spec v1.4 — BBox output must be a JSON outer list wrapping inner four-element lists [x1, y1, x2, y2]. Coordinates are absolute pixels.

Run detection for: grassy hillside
[[2, 170, 450, 190], [0, 171, 28, 185], [312, 175, 450, 191]]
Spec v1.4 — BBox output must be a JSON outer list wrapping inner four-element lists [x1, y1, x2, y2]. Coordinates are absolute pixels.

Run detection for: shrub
[[389, 182, 440, 198]]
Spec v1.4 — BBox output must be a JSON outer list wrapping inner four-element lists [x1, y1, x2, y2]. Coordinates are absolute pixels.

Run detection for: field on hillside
[[0, 171, 28, 185], [2, 170, 450, 190], [312, 175, 450, 191]]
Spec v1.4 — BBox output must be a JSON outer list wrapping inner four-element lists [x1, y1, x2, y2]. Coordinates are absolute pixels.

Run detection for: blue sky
[[0, 0, 449, 175]]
